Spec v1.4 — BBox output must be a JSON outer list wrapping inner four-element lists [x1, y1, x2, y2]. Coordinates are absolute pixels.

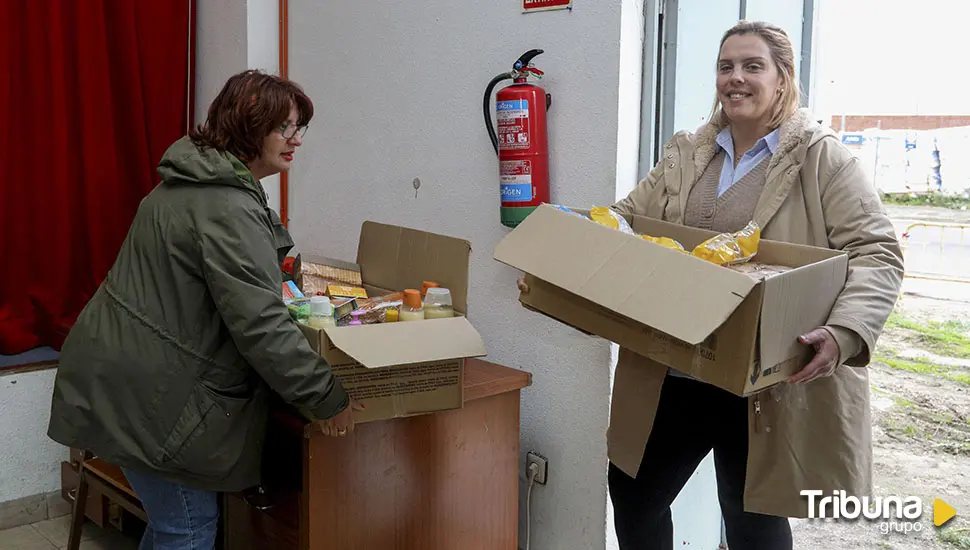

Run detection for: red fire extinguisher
[[484, 49, 552, 228]]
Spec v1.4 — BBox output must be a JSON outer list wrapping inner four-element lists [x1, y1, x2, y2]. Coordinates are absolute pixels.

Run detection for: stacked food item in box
[[551, 204, 792, 281], [282, 256, 457, 330]]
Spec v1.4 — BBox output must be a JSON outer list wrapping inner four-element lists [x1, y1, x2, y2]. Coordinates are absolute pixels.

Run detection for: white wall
[[615, 0, 647, 202], [246, 0, 278, 75], [0, 370, 64, 503], [195, 0, 283, 214], [195, 0, 248, 124], [636, 0, 663, 181], [287, 2, 622, 548], [246, 0, 283, 214]]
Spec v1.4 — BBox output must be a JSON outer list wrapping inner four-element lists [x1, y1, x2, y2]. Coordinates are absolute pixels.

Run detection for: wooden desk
[[223, 358, 531, 550]]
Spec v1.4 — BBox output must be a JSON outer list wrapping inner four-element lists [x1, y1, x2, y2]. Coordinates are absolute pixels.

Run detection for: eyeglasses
[[279, 123, 308, 140]]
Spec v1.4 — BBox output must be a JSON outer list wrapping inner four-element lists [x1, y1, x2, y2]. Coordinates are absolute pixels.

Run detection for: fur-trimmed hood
[[690, 109, 830, 184]]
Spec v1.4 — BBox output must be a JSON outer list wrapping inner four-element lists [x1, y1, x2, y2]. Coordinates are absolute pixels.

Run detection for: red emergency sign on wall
[[523, 0, 572, 13]]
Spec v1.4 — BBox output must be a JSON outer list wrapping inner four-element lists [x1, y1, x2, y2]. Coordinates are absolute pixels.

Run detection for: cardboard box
[[299, 221, 486, 422], [493, 204, 848, 396]]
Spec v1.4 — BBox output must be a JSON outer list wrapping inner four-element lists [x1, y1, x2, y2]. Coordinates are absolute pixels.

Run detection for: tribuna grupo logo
[[801, 490, 957, 535]]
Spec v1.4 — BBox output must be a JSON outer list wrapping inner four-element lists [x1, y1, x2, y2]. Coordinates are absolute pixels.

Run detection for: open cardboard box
[[298, 221, 486, 422], [493, 204, 849, 396]]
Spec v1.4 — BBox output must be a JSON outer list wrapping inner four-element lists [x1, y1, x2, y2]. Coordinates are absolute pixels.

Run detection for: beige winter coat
[[607, 109, 905, 518]]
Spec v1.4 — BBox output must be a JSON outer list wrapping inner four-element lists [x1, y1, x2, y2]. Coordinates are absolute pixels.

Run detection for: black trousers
[[608, 375, 793, 550]]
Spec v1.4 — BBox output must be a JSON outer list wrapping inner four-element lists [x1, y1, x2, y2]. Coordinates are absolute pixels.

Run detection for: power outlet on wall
[[526, 451, 548, 485]]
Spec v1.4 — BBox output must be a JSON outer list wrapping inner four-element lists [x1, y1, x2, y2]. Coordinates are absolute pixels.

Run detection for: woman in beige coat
[[520, 20, 904, 549]]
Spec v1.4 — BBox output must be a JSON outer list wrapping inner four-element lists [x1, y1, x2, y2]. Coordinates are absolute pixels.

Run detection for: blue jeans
[[122, 468, 219, 550]]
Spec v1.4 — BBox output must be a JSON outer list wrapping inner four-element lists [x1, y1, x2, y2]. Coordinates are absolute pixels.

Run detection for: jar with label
[[423, 287, 454, 319], [308, 296, 336, 329], [400, 289, 426, 322]]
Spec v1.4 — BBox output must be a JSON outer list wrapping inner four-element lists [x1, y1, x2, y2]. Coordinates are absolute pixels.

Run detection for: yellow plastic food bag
[[691, 234, 744, 265], [733, 220, 761, 258], [590, 206, 635, 235], [690, 221, 761, 265], [640, 234, 688, 253]]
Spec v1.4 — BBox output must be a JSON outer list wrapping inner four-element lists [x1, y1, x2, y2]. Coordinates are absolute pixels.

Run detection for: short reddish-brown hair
[[190, 70, 313, 162]]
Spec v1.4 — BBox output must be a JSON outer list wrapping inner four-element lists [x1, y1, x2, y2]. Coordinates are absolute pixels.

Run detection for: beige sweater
[[683, 151, 769, 232]]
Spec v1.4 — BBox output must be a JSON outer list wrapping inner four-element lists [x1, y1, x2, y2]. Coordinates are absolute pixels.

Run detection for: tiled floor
[[0, 515, 138, 550]]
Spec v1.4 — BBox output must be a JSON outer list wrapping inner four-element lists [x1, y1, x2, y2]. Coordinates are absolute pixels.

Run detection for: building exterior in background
[[831, 115, 970, 196], [832, 115, 970, 132]]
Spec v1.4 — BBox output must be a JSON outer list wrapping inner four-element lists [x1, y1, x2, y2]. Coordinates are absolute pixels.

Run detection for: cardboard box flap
[[323, 317, 486, 369], [758, 254, 849, 368], [494, 204, 759, 345], [357, 222, 471, 314]]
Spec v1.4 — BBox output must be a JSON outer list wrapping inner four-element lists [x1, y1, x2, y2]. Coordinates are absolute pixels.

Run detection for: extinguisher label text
[[501, 159, 533, 203], [496, 100, 529, 116], [501, 184, 533, 202], [497, 100, 531, 150]]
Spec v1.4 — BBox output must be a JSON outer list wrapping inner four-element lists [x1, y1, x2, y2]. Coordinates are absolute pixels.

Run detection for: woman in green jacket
[[47, 70, 358, 550]]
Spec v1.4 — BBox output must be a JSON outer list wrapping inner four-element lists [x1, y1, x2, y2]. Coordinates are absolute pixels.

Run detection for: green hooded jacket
[[47, 136, 348, 492]]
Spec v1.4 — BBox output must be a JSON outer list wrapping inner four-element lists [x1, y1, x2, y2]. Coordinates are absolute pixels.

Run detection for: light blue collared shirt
[[715, 126, 780, 196]]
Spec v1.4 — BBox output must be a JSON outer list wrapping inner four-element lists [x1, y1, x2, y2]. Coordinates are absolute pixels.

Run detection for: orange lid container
[[403, 289, 422, 309]]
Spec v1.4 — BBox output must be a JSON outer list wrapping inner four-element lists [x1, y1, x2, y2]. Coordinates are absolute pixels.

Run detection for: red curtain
[[0, 1, 194, 354]]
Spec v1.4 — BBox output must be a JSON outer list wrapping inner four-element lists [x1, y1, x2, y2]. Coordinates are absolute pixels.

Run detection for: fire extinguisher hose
[[483, 72, 513, 155]]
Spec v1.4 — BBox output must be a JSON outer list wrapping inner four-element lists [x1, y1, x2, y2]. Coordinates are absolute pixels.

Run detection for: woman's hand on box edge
[[787, 328, 841, 384], [517, 277, 530, 294], [316, 398, 365, 437]]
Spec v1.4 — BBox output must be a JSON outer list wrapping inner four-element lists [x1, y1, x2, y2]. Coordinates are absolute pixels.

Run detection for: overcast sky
[[814, 0, 970, 117]]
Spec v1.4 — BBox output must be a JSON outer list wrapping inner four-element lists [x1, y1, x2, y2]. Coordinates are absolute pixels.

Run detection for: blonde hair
[[709, 21, 801, 130]]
